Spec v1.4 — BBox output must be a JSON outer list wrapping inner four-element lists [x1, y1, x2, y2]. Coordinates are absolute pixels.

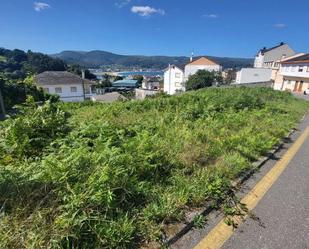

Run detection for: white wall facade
[[41, 83, 85, 102], [236, 68, 272, 84], [135, 89, 159, 100], [142, 81, 160, 90], [164, 66, 185, 95], [184, 65, 222, 81], [254, 52, 264, 68], [280, 63, 309, 79]]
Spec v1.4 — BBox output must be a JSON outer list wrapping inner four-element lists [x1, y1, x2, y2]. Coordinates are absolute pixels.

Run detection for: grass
[[0, 87, 309, 248], [0, 56, 6, 62]]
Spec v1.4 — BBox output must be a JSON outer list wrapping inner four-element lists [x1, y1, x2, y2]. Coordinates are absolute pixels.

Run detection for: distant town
[[7, 41, 305, 104]]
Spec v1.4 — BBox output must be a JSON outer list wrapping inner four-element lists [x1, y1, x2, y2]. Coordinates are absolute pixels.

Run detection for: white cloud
[[34, 2, 50, 12], [131, 6, 165, 17], [115, 0, 131, 8], [202, 14, 219, 18], [273, 23, 286, 28]]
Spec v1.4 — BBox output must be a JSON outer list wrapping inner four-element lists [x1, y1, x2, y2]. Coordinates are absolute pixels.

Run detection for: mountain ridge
[[51, 50, 253, 70]]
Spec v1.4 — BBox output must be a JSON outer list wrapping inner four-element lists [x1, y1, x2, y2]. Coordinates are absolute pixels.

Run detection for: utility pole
[[81, 70, 86, 101], [0, 88, 6, 120]]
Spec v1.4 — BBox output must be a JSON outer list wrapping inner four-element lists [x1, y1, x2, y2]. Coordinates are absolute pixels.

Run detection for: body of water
[[118, 71, 164, 77]]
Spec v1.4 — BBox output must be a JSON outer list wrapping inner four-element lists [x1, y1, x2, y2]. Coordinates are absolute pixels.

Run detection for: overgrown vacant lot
[[1, 88, 309, 248]]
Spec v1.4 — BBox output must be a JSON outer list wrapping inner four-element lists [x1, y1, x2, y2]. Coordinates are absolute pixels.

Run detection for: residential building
[[142, 77, 161, 90], [163, 56, 222, 95], [35, 71, 96, 102], [164, 65, 185, 95], [274, 54, 309, 92], [184, 57, 222, 81], [236, 42, 296, 85], [236, 68, 272, 84], [254, 42, 295, 69]]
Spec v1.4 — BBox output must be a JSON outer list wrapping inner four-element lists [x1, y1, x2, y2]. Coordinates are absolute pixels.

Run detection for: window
[[70, 86, 77, 92], [175, 73, 181, 78], [175, 82, 182, 87], [43, 88, 49, 93], [299, 66, 303, 72], [55, 87, 62, 93]]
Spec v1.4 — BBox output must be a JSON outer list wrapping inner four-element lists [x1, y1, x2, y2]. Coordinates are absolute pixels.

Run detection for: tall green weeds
[[0, 88, 308, 248]]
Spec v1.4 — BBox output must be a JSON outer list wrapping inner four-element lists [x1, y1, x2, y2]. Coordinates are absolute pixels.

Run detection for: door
[[293, 81, 299, 92], [298, 81, 304, 92]]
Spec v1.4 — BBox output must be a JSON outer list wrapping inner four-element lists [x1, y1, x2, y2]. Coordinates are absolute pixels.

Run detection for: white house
[[163, 56, 222, 95], [184, 57, 222, 81], [236, 42, 296, 85], [35, 71, 96, 102], [164, 65, 185, 95], [254, 42, 295, 69], [235, 68, 272, 84], [273, 54, 309, 92]]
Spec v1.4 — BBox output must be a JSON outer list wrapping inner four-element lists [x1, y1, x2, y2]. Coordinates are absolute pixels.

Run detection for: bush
[[0, 101, 68, 159]]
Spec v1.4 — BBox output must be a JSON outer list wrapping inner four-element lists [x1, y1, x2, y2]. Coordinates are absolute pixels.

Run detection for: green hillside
[[0, 56, 6, 62], [52, 50, 254, 69], [1, 88, 308, 248]]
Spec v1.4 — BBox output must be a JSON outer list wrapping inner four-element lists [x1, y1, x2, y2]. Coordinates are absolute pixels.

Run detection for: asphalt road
[[221, 116, 309, 249], [172, 110, 309, 249]]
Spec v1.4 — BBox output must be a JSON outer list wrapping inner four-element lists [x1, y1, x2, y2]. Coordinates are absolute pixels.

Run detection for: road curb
[[164, 121, 302, 247]]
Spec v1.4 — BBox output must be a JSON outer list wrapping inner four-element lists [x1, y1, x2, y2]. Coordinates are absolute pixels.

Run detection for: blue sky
[[0, 0, 309, 58]]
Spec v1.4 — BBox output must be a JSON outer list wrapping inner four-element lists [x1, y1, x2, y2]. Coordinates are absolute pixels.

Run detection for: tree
[[224, 69, 237, 85], [133, 75, 144, 84], [114, 75, 123, 81], [0, 79, 6, 118], [186, 70, 223, 90], [67, 64, 97, 80], [100, 74, 112, 88]]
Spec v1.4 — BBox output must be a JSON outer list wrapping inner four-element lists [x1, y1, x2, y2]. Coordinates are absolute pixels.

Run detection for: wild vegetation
[[0, 88, 308, 248]]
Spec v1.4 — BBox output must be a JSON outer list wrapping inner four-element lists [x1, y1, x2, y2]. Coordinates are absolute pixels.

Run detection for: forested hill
[[0, 48, 67, 80], [0, 48, 96, 81], [51, 50, 254, 69]]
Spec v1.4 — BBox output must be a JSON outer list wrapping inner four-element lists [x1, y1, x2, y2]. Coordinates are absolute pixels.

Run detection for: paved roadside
[[293, 92, 309, 101], [221, 118, 309, 249], [172, 113, 309, 249]]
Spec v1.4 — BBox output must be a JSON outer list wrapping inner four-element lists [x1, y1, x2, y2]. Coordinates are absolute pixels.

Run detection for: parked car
[[304, 88, 309, 95]]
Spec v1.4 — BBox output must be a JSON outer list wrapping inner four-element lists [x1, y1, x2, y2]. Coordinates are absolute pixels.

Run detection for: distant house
[[254, 42, 295, 69], [35, 71, 96, 102], [184, 57, 222, 81], [112, 79, 139, 89], [163, 56, 222, 95], [164, 65, 185, 95], [142, 77, 161, 90], [274, 54, 309, 92]]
